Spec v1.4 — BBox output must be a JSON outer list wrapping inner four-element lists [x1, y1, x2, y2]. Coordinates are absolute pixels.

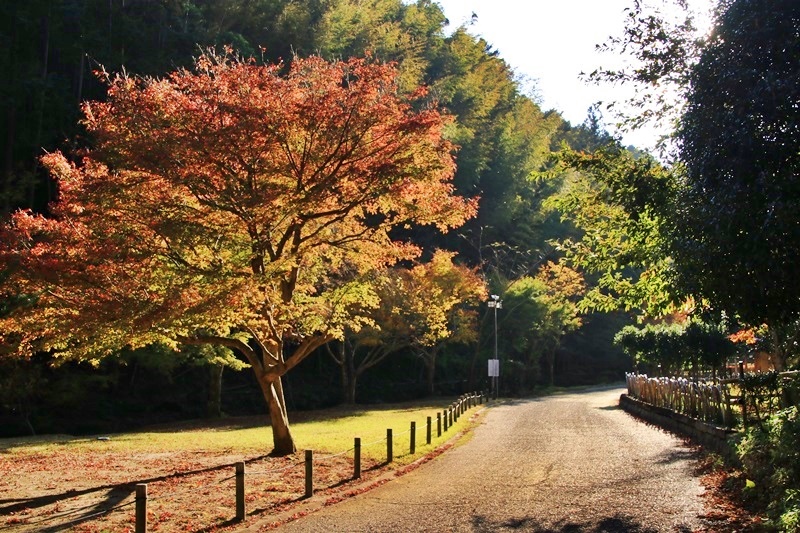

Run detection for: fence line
[[61, 391, 485, 533], [626, 368, 799, 430]]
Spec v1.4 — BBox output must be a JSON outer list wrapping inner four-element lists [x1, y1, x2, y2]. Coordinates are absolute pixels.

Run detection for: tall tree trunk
[[547, 349, 555, 387], [425, 349, 437, 396], [342, 343, 357, 404], [207, 364, 223, 418], [346, 370, 358, 405], [257, 371, 296, 456], [467, 339, 481, 390]]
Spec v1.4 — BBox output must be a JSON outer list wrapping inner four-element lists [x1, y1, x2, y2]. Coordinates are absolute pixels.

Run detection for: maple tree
[[0, 51, 477, 455], [327, 250, 486, 402], [388, 250, 486, 395], [498, 262, 585, 388]]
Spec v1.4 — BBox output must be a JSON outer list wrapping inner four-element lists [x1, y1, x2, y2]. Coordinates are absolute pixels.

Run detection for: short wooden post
[[443, 409, 449, 431], [426, 416, 432, 445], [354, 437, 361, 479], [449, 405, 454, 425], [235, 462, 245, 522], [410, 421, 416, 454], [386, 428, 393, 463], [135, 483, 147, 533], [304, 450, 313, 498], [436, 412, 442, 437]]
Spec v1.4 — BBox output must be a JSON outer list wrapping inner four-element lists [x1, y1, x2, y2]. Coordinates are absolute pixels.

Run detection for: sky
[[432, 0, 713, 150]]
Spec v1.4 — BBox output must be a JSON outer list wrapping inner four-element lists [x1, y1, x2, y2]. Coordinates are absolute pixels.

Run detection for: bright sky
[[433, 0, 713, 150]]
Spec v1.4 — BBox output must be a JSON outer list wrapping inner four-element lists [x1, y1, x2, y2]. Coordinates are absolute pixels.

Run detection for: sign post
[[488, 295, 502, 399]]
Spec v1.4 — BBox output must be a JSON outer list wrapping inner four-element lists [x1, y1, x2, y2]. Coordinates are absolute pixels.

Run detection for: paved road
[[279, 386, 706, 532]]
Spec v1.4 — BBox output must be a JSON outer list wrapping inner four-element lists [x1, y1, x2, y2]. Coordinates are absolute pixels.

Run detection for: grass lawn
[[0, 394, 486, 532]]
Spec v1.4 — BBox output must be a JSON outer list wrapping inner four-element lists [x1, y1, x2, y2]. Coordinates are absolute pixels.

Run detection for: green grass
[[0, 396, 483, 462]]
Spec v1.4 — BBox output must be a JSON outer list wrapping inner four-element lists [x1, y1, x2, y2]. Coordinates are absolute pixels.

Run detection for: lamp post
[[488, 294, 502, 399]]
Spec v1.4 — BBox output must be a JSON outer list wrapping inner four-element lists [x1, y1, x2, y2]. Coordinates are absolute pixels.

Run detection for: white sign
[[488, 359, 500, 377]]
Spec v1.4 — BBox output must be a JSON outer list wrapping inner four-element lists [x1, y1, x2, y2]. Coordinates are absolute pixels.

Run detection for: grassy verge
[[1, 395, 481, 460]]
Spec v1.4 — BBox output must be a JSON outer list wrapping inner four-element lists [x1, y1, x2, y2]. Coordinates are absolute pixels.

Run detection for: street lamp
[[488, 294, 502, 399]]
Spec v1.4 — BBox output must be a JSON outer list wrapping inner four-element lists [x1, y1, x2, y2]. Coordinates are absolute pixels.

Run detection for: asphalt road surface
[[278, 386, 707, 532]]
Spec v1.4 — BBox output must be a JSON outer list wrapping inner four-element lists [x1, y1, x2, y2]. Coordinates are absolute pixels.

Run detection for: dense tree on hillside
[[315, 0, 446, 91], [428, 28, 565, 272], [0, 53, 476, 454]]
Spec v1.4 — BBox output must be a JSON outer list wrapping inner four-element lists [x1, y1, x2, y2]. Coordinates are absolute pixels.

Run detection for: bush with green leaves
[[738, 406, 800, 529], [614, 320, 735, 376]]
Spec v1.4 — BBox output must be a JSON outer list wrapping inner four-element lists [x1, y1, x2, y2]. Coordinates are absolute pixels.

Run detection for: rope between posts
[[145, 471, 233, 503], [247, 458, 305, 476], [315, 446, 356, 461], [362, 435, 389, 448], [19, 498, 136, 529]]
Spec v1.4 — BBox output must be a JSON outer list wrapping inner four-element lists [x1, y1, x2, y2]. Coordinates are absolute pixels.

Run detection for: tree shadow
[[0, 457, 260, 532], [654, 446, 701, 465], [471, 512, 681, 532]]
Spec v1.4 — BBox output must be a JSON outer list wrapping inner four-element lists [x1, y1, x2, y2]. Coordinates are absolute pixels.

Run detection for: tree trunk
[[346, 370, 358, 405], [769, 326, 787, 372], [207, 364, 223, 418], [257, 372, 296, 456], [425, 350, 437, 396], [340, 343, 357, 404], [467, 339, 481, 390]]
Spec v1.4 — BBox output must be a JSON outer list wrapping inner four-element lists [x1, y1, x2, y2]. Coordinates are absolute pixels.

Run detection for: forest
[[1, 0, 798, 488]]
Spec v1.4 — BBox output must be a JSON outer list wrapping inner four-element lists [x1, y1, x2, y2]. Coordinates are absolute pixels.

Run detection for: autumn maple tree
[[0, 51, 477, 455], [329, 250, 486, 400]]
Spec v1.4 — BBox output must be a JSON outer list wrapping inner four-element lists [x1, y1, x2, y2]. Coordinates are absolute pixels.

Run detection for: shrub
[[738, 406, 800, 528]]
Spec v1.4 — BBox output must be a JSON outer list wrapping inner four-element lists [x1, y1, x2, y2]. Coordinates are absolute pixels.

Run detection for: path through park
[[278, 386, 707, 532]]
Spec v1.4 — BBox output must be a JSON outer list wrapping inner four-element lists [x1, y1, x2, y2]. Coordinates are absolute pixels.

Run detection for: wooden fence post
[[426, 416, 432, 445], [305, 450, 313, 498], [386, 428, 393, 463], [354, 437, 361, 479], [437, 412, 442, 436], [135, 484, 147, 533], [410, 421, 416, 454], [235, 462, 245, 522], [443, 409, 448, 432]]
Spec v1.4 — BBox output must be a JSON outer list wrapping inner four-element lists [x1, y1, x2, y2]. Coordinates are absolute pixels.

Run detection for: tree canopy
[[672, 0, 800, 368], [0, 52, 476, 454]]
